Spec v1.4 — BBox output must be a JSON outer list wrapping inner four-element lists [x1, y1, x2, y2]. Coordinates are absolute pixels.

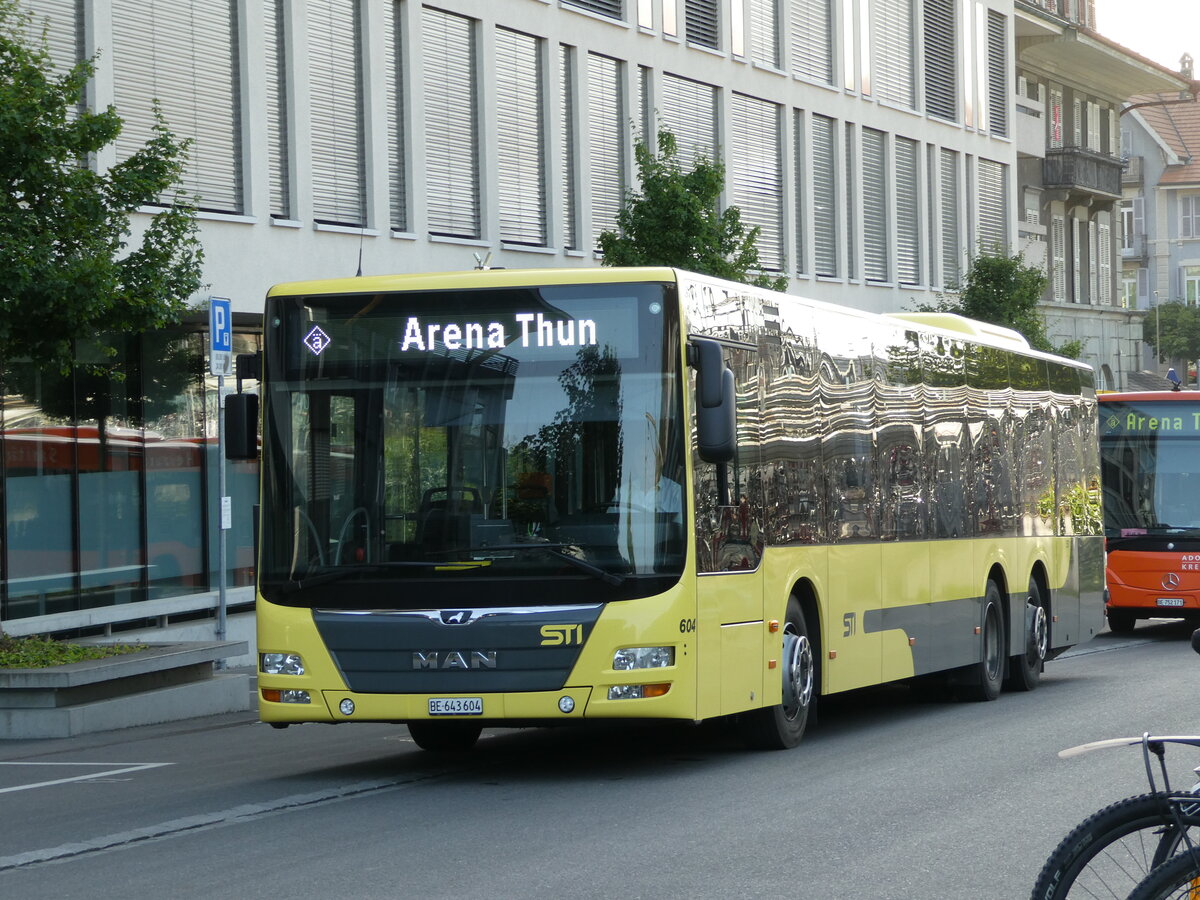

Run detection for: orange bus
[[1099, 390, 1200, 632]]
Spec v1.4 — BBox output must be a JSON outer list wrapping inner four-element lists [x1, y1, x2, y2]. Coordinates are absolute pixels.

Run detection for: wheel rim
[[984, 604, 1002, 682], [1027, 599, 1048, 662], [781, 626, 814, 719]]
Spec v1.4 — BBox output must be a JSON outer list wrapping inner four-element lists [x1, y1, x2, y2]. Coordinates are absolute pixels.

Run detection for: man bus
[[1099, 390, 1200, 633], [227, 267, 1105, 751]]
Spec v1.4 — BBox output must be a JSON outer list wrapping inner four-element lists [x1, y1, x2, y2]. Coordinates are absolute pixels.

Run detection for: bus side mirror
[[692, 338, 736, 464], [225, 393, 259, 460]]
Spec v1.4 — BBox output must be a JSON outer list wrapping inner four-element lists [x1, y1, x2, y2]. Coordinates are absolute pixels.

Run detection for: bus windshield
[[1100, 399, 1200, 539], [259, 281, 686, 608]]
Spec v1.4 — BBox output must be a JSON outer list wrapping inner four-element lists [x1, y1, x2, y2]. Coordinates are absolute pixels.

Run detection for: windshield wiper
[[460, 543, 626, 586]]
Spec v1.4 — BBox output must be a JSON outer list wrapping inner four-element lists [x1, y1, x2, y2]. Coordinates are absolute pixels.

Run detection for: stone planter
[[0, 641, 250, 739]]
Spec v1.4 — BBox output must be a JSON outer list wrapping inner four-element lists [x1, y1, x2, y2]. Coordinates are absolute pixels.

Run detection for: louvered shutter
[[987, 10, 1007, 137], [793, 111, 806, 275], [1072, 219, 1082, 301], [749, 0, 780, 68], [660, 74, 718, 169], [309, 0, 364, 226], [940, 149, 960, 286], [496, 28, 546, 246], [812, 115, 838, 277], [977, 158, 1006, 255], [790, 0, 833, 84], [23, 0, 80, 75], [730, 94, 783, 271], [895, 137, 920, 285], [588, 53, 624, 248], [563, 0, 623, 18], [561, 46, 578, 250], [112, 0, 242, 213], [265, 0, 290, 219], [923, 0, 956, 121], [1052, 216, 1066, 302], [385, 1, 406, 231], [424, 8, 479, 238], [874, 0, 915, 108], [1098, 221, 1112, 305], [862, 129, 888, 282], [685, 0, 719, 49]]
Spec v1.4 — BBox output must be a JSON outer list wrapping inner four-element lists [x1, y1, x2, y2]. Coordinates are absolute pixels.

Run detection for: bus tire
[[407, 721, 482, 752], [1005, 575, 1047, 692], [1107, 609, 1137, 635], [737, 598, 815, 751], [961, 580, 1004, 702]]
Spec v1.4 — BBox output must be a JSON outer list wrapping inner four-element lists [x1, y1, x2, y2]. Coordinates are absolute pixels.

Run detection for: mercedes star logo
[[1163, 573, 1181, 590]]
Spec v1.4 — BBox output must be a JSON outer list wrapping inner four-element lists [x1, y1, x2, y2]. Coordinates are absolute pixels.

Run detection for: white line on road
[[0, 762, 172, 794]]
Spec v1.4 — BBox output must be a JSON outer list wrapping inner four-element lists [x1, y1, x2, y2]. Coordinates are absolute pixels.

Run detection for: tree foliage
[[1143, 302, 1200, 365], [918, 251, 1081, 359], [597, 129, 787, 292], [0, 0, 203, 375]]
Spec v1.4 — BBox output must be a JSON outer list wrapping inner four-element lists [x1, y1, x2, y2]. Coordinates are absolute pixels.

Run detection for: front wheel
[[1107, 608, 1138, 635], [407, 721, 483, 752], [737, 598, 815, 750], [1030, 792, 1200, 900]]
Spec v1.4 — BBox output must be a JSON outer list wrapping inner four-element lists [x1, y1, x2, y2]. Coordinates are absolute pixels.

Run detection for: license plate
[[428, 697, 483, 716], [1157, 598, 1186, 607]]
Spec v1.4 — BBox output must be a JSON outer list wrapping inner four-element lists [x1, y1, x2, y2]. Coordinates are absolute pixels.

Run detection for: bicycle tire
[[1127, 848, 1200, 899], [1031, 792, 1200, 900]]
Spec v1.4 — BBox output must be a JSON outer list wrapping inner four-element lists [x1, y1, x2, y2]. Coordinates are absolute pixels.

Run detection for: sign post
[[210, 298, 233, 650]]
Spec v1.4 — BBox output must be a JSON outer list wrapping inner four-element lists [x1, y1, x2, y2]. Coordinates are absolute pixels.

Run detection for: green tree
[[917, 251, 1081, 359], [0, 0, 203, 376], [1143, 302, 1200, 366], [598, 129, 788, 292]]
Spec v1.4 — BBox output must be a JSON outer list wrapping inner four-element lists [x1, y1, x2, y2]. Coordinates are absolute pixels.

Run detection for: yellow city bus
[[227, 267, 1105, 751]]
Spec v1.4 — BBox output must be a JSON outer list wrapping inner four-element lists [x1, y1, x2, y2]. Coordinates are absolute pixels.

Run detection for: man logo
[[1163, 573, 1182, 590], [440, 610, 472, 625]]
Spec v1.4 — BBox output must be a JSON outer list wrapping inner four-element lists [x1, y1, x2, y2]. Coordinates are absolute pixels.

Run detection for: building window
[[685, 0, 720, 49], [263, 0, 291, 220], [386, 1, 406, 231], [940, 148, 960, 286], [794, 110, 807, 275], [1049, 88, 1063, 148], [731, 94, 784, 271], [424, 8, 479, 239], [896, 137, 921, 285], [560, 45, 577, 251], [986, 9, 1007, 137], [846, 123, 857, 280], [112, 0, 242, 214], [495, 28, 547, 246], [790, 0, 833, 84], [977, 158, 1007, 255], [749, 0, 781, 67], [812, 114, 838, 277], [923, 0, 956, 121], [563, 0, 624, 18], [1181, 195, 1200, 239], [861, 128, 888, 282], [874, 0, 915, 108], [1120, 271, 1137, 308], [660, 74, 719, 168], [588, 53, 625, 249], [309, 0, 366, 227], [1072, 218, 1083, 302], [1086, 101, 1101, 152], [1183, 267, 1200, 304]]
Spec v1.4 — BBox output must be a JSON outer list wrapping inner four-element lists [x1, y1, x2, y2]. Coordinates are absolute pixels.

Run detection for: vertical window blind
[[112, 0, 242, 213], [812, 115, 838, 277], [685, 0, 720, 49], [874, 0, 915, 108], [895, 137, 921, 285], [790, 0, 833, 84], [861, 128, 888, 282], [749, 0, 780, 68], [560, 45, 577, 250], [495, 28, 546, 246], [940, 148, 960, 286], [309, 0, 365, 226], [986, 10, 1007, 137], [845, 123, 857, 280], [265, 0, 291, 219], [923, 0, 956, 122], [976, 158, 1007, 255], [588, 53, 624, 248], [386, 1, 407, 231], [793, 110, 806, 275], [660, 74, 718, 169], [424, 7, 479, 238]]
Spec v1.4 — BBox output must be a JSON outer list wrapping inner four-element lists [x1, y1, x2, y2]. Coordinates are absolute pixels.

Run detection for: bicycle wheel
[[1127, 848, 1200, 899], [1031, 793, 1200, 900]]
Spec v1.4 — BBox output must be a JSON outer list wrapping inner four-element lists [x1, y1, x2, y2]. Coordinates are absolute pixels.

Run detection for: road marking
[[0, 762, 172, 794]]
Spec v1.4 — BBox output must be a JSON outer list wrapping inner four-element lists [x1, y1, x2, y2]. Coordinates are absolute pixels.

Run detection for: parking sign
[[210, 296, 232, 375]]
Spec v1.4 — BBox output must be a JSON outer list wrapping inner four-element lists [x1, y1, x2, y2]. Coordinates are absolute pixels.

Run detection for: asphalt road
[[2, 620, 1198, 900]]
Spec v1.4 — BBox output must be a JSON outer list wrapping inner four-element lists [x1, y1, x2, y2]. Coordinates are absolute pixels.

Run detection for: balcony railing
[[1120, 233, 1148, 261], [1043, 147, 1123, 198], [1122, 155, 1144, 186]]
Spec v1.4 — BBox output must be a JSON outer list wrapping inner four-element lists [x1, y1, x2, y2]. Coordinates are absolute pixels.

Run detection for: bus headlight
[[607, 683, 671, 700], [613, 646, 674, 670], [261, 652, 305, 675]]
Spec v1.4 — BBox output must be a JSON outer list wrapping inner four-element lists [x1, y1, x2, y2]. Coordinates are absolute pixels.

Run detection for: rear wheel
[[1107, 608, 1138, 635], [407, 721, 482, 752], [738, 598, 815, 750], [1005, 575, 1048, 692]]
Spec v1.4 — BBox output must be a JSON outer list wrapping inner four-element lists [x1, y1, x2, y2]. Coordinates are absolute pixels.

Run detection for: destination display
[[1100, 401, 1200, 437]]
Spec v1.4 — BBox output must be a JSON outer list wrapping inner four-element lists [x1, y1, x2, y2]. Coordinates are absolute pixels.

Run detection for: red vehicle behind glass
[[1099, 391, 1200, 632]]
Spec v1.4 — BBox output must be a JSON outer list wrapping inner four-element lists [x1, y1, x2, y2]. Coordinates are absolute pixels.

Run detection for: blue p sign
[[210, 297, 232, 353]]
